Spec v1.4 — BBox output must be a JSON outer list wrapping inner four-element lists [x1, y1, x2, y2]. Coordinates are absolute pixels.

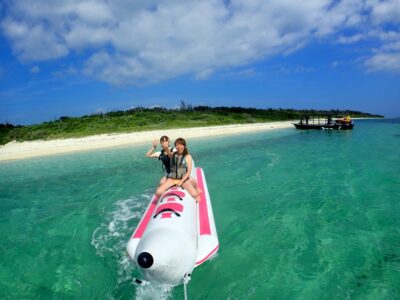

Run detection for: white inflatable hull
[[126, 167, 219, 285]]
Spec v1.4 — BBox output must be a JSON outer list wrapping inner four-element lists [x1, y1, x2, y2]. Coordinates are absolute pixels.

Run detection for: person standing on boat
[[156, 138, 201, 203], [145, 136, 174, 186]]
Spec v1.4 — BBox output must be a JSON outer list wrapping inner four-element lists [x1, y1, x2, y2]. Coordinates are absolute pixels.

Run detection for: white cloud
[[364, 29, 400, 74], [30, 66, 40, 73], [72, 1, 113, 25], [278, 65, 315, 74], [83, 51, 160, 86], [1, 0, 400, 84], [94, 108, 106, 114], [365, 52, 400, 73], [2, 17, 69, 61], [337, 34, 365, 44], [382, 41, 400, 51], [65, 25, 111, 49], [367, 0, 400, 24], [221, 68, 259, 78], [195, 69, 215, 80], [377, 30, 400, 42], [52, 66, 79, 78]]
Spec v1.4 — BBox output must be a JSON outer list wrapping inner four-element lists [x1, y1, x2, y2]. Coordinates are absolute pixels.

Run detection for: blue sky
[[1, 0, 399, 125]]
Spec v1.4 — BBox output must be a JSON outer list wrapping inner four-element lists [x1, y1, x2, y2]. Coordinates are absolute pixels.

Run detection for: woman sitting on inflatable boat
[[156, 137, 201, 203], [145, 135, 174, 185]]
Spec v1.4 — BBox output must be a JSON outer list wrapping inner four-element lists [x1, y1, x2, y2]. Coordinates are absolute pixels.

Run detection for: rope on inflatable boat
[[183, 274, 190, 300], [184, 281, 188, 300]]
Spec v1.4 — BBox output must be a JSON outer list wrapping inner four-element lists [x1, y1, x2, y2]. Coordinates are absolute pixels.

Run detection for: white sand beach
[[0, 121, 294, 161]]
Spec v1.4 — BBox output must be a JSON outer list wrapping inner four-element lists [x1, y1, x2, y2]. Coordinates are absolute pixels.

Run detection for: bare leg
[[156, 178, 176, 198], [182, 180, 201, 203], [190, 177, 202, 195]]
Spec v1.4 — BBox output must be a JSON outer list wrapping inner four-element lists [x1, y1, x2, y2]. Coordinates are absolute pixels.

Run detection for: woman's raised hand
[[152, 139, 158, 148]]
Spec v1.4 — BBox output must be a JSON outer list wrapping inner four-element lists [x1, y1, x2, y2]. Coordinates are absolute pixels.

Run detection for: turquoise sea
[[1, 119, 399, 299]]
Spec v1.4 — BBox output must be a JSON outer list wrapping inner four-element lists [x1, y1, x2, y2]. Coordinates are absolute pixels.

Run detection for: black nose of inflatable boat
[[137, 252, 154, 268]]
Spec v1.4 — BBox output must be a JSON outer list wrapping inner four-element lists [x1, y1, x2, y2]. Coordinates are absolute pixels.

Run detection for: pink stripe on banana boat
[[196, 167, 211, 235], [195, 167, 219, 267], [132, 195, 159, 239]]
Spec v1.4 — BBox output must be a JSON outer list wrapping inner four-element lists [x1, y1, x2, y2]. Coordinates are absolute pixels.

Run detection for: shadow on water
[[354, 252, 400, 288]]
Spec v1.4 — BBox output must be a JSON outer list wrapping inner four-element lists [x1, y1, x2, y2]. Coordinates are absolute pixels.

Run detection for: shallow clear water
[[1, 119, 399, 299]]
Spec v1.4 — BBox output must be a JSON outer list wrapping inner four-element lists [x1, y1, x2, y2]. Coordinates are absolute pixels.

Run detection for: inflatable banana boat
[[126, 167, 219, 285]]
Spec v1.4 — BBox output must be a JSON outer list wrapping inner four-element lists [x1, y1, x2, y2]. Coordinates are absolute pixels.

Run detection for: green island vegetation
[[0, 105, 383, 145]]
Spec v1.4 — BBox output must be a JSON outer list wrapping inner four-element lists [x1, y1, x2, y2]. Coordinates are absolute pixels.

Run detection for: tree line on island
[[0, 105, 383, 145]]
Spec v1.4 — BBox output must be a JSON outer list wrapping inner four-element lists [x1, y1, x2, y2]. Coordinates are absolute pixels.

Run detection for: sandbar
[[0, 121, 293, 161]]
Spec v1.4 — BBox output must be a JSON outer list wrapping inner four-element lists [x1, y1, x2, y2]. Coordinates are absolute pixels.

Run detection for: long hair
[[175, 137, 189, 155]]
